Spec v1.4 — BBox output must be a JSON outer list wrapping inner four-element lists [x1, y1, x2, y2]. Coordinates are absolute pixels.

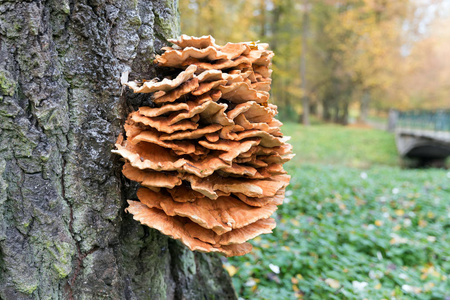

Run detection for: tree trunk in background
[[359, 90, 370, 123], [259, 0, 266, 37], [322, 97, 332, 122], [340, 101, 349, 125], [0, 1, 236, 299], [301, 1, 310, 126]]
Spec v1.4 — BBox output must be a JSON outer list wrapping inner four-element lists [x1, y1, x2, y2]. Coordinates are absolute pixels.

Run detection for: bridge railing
[[390, 109, 450, 132]]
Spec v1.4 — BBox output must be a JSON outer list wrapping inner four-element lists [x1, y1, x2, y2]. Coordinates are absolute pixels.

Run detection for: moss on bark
[[0, 1, 237, 299]]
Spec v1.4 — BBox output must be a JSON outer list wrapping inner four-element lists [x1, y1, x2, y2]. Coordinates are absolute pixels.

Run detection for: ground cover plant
[[227, 124, 450, 299]]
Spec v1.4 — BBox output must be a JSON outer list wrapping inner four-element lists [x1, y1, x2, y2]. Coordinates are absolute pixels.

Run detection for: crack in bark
[[61, 153, 99, 299], [61, 156, 77, 300]]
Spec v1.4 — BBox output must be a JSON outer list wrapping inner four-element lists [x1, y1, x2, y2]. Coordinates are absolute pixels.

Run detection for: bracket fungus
[[114, 35, 293, 257]]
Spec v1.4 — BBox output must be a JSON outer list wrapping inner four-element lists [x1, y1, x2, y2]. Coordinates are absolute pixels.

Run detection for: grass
[[227, 124, 450, 300], [281, 123, 399, 168]]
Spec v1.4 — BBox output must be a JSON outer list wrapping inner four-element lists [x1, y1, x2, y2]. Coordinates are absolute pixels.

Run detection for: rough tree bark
[[0, 1, 237, 299]]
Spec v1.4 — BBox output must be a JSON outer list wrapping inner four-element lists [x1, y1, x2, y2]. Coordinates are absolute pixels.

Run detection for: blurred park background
[[179, 1, 449, 299], [180, 0, 450, 123]]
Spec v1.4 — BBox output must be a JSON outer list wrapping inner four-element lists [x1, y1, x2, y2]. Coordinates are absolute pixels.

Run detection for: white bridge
[[396, 129, 450, 159], [390, 109, 450, 165]]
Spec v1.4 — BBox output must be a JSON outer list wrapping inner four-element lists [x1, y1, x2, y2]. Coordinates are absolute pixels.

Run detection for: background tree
[[0, 1, 236, 299], [179, 0, 450, 124], [388, 16, 450, 110]]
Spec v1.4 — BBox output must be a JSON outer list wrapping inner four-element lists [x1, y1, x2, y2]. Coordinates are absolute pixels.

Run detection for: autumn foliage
[[179, 0, 450, 122]]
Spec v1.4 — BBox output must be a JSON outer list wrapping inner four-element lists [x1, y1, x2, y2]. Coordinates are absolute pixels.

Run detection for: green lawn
[[281, 123, 399, 168], [227, 124, 450, 300]]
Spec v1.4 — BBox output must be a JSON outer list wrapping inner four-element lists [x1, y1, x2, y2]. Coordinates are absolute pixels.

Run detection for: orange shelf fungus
[[113, 35, 293, 257]]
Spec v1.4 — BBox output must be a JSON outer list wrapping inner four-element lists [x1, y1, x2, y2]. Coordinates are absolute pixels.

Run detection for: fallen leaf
[[402, 284, 421, 294], [290, 219, 300, 226], [419, 219, 427, 227], [395, 209, 405, 216], [325, 278, 341, 289], [223, 264, 238, 277]]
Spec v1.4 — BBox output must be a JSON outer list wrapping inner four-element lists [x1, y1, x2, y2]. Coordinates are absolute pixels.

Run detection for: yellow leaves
[[402, 284, 422, 294], [420, 264, 441, 280], [390, 233, 408, 245], [245, 278, 259, 292], [292, 278, 304, 300], [418, 219, 427, 227], [395, 209, 405, 216], [375, 283, 382, 290], [292, 280, 305, 299], [253, 236, 270, 249], [325, 278, 341, 289], [374, 220, 383, 226], [292, 276, 305, 299], [290, 219, 300, 226], [355, 196, 366, 206], [424, 282, 435, 292], [223, 264, 238, 277], [291, 274, 303, 284]]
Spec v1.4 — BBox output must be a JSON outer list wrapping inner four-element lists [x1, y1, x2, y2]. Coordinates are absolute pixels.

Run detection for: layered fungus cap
[[113, 35, 293, 257]]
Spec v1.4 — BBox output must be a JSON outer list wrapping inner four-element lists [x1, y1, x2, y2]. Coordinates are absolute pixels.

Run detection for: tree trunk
[[340, 101, 349, 125], [359, 90, 370, 123], [259, 0, 266, 37], [301, 0, 310, 126], [0, 1, 237, 299], [322, 97, 332, 121]]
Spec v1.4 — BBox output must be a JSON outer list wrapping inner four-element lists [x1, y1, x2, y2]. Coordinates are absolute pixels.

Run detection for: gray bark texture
[[0, 1, 237, 299]]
